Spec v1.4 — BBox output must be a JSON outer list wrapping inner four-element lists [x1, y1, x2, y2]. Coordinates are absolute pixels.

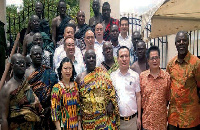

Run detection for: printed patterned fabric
[[79, 67, 120, 130], [28, 65, 58, 129], [166, 52, 200, 128], [51, 81, 79, 129], [9, 80, 42, 128], [28, 65, 58, 108], [140, 69, 170, 130], [101, 57, 119, 75], [9, 122, 35, 130]]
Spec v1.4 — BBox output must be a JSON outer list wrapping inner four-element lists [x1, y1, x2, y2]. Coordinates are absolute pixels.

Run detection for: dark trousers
[[168, 124, 200, 130]]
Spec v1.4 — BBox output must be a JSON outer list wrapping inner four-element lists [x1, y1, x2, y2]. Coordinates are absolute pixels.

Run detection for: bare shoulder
[[52, 16, 59, 21], [25, 66, 35, 78], [0, 78, 17, 98], [23, 34, 29, 43], [52, 16, 61, 24], [130, 61, 138, 70], [89, 17, 95, 25]]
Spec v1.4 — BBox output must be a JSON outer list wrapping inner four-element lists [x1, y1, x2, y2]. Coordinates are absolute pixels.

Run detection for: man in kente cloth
[[89, 0, 103, 32], [75, 11, 90, 50], [100, 41, 119, 74], [25, 45, 58, 130], [23, 15, 54, 56], [52, 0, 73, 46], [26, 1, 50, 36], [76, 49, 120, 130], [0, 53, 43, 130]]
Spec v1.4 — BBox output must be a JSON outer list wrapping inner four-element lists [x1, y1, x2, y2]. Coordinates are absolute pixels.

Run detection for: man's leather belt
[[120, 113, 137, 121]]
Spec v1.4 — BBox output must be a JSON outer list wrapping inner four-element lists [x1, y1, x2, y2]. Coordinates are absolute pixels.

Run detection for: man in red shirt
[[102, 2, 120, 41]]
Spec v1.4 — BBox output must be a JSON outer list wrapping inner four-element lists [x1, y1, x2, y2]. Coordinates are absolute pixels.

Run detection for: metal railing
[[188, 30, 200, 57], [121, 13, 168, 69], [6, 0, 62, 49]]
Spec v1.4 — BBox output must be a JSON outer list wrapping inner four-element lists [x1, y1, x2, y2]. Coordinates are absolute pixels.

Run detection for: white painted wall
[[100, 0, 120, 19], [79, 0, 90, 24], [0, 0, 6, 25]]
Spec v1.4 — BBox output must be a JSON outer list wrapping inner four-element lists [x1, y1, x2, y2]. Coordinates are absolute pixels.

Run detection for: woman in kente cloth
[[51, 57, 81, 130]]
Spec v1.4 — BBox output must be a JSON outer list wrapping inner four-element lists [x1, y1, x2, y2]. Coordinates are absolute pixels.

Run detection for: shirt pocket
[[125, 77, 136, 93]]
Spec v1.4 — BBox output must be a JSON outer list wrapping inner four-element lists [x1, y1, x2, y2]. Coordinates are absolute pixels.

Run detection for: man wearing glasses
[[140, 46, 170, 130]]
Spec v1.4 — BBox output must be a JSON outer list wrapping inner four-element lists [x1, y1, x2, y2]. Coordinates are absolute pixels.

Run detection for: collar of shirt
[[112, 43, 120, 48], [118, 33, 129, 40], [175, 51, 191, 64], [74, 58, 78, 64], [74, 55, 83, 65], [55, 44, 64, 54], [95, 39, 105, 45], [146, 68, 165, 79], [116, 68, 132, 77]]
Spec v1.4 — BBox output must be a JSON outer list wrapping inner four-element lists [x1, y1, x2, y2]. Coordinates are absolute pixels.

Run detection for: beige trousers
[[120, 116, 137, 130]]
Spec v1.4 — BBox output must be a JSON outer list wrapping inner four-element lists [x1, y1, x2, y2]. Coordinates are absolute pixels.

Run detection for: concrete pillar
[[0, 0, 6, 25], [100, 0, 120, 19], [79, 0, 90, 24], [167, 34, 177, 62], [0, 0, 7, 48]]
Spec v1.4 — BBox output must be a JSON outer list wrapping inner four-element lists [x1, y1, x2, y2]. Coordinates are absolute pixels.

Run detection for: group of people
[[0, 0, 199, 130]]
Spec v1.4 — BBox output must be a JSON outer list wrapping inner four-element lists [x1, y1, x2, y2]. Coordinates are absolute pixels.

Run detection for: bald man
[[23, 15, 53, 56], [74, 11, 90, 50], [26, 1, 50, 35], [94, 23, 105, 51], [82, 29, 104, 67], [25, 45, 58, 130], [167, 31, 200, 130], [89, 0, 103, 31], [130, 31, 142, 65], [26, 32, 53, 67], [131, 40, 148, 74], [100, 41, 119, 74], [0, 53, 42, 130], [53, 38, 85, 76], [51, 0, 73, 45], [76, 49, 120, 129], [53, 25, 83, 72]]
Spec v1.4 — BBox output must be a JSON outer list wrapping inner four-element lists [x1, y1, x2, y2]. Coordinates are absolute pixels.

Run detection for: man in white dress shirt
[[81, 29, 104, 67], [94, 23, 105, 53], [53, 38, 85, 76], [118, 17, 133, 50], [110, 46, 141, 130], [53, 25, 83, 73]]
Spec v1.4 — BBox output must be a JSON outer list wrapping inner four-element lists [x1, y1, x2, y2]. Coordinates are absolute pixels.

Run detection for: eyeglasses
[[149, 56, 160, 61]]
